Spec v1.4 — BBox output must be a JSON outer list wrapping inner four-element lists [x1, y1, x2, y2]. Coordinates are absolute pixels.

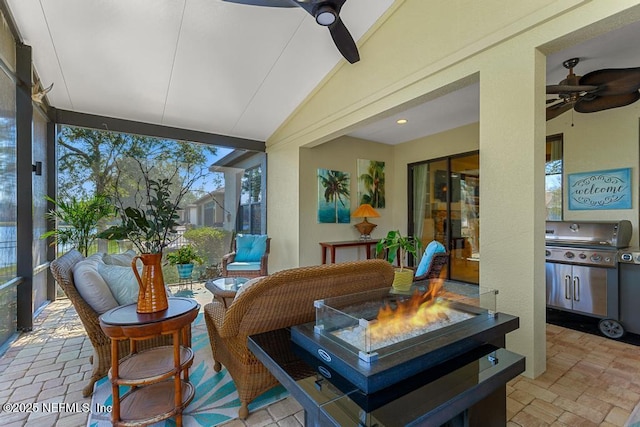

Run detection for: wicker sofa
[[50, 249, 172, 396], [204, 259, 395, 419]]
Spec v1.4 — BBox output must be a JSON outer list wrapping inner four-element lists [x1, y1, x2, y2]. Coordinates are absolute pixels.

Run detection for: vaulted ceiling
[[6, 0, 393, 142], [5, 1, 640, 147]]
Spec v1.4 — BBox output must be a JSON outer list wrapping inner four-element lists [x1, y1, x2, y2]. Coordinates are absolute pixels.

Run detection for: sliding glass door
[[409, 152, 479, 284]]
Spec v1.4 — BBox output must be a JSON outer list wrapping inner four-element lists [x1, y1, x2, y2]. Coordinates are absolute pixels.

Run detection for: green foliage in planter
[[99, 178, 181, 254], [375, 230, 422, 271], [98, 155, 204, 255], [41, 194, 114, 256], [166, 244, 203, 265]]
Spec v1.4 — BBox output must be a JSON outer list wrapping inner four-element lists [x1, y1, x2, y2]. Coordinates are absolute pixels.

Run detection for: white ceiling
[[349, 83, 481, 145], [350, 19, 640, 145], [5, 2, 640, 146], [5, 0, 394, 142]]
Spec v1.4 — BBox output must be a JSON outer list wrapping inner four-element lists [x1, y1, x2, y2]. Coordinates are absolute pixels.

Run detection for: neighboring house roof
[[190, 189, 225, 206]]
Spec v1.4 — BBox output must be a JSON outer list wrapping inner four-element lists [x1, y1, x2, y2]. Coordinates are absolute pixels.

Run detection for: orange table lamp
[[352, 204, 380, 240]]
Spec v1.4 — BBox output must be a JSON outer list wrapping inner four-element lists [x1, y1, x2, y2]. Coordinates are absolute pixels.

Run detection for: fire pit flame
[[331, 280, 475, 352], [370, 280, 452, 342]]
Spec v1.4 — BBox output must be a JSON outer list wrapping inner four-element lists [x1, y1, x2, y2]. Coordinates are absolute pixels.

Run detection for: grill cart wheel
[[598, 318, 625, 339]]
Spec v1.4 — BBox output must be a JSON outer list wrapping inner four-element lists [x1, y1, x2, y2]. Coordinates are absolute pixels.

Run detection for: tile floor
[[0, 282, 638, 427]]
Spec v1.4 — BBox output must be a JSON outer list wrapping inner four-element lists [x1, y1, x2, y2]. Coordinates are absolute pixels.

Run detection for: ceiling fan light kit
[[315, 5, 337, 26], [546, 57, 640, 121]]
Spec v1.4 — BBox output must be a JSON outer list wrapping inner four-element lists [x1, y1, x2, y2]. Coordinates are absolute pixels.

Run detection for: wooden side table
[[99, 297, 200, 426], [319, 240, 378, 264]]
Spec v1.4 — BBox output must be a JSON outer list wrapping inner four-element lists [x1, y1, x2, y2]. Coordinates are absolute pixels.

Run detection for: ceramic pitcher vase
[[132, 253, 168, 313]]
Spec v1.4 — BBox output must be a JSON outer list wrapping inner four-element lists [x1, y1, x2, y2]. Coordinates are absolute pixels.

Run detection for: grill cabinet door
[[571, 265, 607, 317], [546, 263, 573, 310]]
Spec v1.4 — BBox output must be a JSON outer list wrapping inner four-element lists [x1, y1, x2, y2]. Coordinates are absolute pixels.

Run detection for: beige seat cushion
[[102, 250, 136, 266], [72, 254, 118, 314], [97, 263, 141, 306]]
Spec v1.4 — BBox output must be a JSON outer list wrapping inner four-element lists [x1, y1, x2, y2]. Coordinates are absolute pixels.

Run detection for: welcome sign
[[568, 168, 632, 210]]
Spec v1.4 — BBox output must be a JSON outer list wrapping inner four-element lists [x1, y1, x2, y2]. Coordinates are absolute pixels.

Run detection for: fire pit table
[[248, 281, 525, 426]]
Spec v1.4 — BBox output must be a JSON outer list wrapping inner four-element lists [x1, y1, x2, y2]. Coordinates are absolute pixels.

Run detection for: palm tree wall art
[[358, 159, 385, 208], [318, 168, 351, 223]]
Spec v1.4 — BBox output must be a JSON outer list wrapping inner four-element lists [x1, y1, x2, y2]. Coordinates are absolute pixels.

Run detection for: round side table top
[[205, 277, 249, 297], [100, 297, 199, 327]]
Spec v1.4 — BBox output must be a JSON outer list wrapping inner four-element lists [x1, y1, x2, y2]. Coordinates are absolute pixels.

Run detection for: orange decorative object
[[132, 253, 169, 313], [352, 204, 381, 239]]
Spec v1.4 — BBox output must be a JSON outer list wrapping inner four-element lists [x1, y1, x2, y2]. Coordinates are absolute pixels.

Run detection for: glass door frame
[[407, 150, 480, 284]]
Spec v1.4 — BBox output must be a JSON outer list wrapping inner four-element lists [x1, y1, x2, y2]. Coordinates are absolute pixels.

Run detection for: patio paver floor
[[0, 282, 638, 426]]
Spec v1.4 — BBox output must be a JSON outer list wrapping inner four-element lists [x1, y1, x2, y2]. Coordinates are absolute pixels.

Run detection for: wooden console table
[[99, 297, 199, 427], [319, 240, 378, 264]]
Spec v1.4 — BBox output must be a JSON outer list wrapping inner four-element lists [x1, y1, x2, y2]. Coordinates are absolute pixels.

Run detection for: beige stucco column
[[479, 42, 547, 377], [266, 143, 301, 272]]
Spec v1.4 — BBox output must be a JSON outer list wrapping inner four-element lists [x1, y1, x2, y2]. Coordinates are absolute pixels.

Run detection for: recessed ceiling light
[[396, 119, 408, 125]]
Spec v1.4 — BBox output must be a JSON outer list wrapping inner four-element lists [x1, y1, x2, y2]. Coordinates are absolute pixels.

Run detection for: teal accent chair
[[222, 234, 271, 278]]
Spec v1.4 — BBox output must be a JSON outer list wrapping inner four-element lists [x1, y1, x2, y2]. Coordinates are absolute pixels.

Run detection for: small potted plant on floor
[[166, 244, 204, 279], [375, 230, 422, 291]]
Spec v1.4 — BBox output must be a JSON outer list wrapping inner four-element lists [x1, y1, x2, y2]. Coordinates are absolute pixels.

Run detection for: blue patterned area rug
[[88, 312, 288, 426]]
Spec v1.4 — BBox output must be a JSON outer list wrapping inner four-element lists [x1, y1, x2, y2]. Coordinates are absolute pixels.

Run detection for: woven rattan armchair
[[204, 259, 394, 419], [413, 252, 450, 284], [50, 249, 172, 397], [221, 235, 271, 279]]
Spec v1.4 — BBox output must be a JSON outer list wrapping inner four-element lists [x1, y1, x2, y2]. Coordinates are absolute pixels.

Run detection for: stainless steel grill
[[617, 247, 640, 335], [545, 220, 632, 339], [545, 220, 632, 249]]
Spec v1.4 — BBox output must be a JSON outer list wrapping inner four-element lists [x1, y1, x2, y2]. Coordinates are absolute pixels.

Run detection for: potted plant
[[98, 158, 202, 313], [166, 244, 204, 279], [41, 194, 114, 256], [375, 230, 422, 291], [99, 177, 181, 255]]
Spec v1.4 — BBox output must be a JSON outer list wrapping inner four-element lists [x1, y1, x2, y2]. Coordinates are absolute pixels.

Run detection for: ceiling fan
[[546, 57, 640, 121], [223, 0, 360, 64]]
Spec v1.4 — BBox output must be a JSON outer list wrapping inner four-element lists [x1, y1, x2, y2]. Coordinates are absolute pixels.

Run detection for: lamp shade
[[352, 204, 380, 240], [352, 204, 380, 218]]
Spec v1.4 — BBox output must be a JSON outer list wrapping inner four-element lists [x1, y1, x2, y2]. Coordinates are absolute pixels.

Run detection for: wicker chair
[[204, 259, 394, 419], [221, 235, 271, 278], [413, 252, 450, 285], [49, 249, 172, 397]]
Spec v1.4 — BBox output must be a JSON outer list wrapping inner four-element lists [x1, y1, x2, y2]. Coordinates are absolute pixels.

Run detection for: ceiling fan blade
[[222, 0, 297, 7], [329, 17, 359, 63], [546, 84, 597, 94], [580, 67, 640, 96], [546, 102, 574, 121], [574, 92, 640, 113], [225, 0, 359, 63]]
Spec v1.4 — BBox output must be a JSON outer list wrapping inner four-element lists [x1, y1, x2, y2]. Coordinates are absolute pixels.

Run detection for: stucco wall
[[265, 0, 640, 378], [298, 136, 394, 266], [391, 123, 480, 231], [547, 103, 640, 246]]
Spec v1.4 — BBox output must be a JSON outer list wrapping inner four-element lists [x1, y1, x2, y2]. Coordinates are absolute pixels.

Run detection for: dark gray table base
[[249, 328, 525, 427]]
